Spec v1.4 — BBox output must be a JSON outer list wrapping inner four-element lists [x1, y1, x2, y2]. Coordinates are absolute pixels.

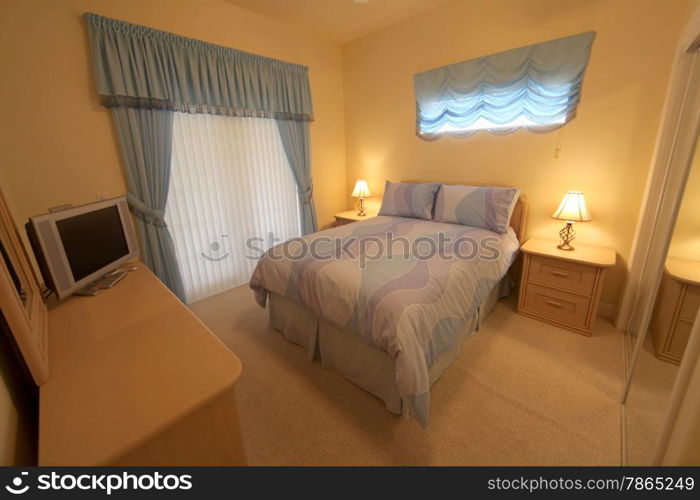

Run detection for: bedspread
[[250, 216, 519, 426]]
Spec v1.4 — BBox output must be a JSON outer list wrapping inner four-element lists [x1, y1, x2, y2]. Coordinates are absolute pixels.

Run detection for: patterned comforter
[[250, 216, 519, 426]]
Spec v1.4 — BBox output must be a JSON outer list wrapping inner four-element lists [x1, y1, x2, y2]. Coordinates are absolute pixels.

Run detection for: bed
[[250, 197, 526, 426]]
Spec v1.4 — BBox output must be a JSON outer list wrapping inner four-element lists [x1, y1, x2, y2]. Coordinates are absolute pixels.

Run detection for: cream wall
[[0, 0, 346, 232], [342, 0, 697, 306]]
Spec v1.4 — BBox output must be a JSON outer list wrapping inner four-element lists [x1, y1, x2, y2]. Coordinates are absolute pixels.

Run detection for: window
[[434, 113, 568, 135], [166, 113, 300, 302], [414, 32, 594, 139]]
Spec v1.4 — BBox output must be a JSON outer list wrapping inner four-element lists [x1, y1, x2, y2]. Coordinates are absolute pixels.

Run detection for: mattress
[[250, 215, 520, 426]]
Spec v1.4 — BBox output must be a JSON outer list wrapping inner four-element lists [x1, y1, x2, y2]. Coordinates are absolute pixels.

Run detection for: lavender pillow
[[434, 184, 521, 233], [378, 181, 441, 220]]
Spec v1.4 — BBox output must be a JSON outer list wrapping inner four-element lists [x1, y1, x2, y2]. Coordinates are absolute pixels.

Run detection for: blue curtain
[[84, 13, 313, 121], [84, 13, 318, 296], [414, 31, 595, 139], [276, 120, 317, 234], [112, 107, 186, 301]]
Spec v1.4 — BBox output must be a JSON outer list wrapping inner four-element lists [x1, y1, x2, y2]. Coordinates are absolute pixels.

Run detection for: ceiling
[[223, 0, 450, 43]]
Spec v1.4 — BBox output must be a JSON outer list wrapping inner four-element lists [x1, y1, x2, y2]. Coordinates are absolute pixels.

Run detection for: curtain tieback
[[127, 193, 168, 228], [298, 182, 313, 205]]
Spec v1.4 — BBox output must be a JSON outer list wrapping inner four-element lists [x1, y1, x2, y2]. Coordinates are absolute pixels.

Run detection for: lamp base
[[356, 198, 366, 216], [557, 222, 576, 251], [557, 242, 575, 251]]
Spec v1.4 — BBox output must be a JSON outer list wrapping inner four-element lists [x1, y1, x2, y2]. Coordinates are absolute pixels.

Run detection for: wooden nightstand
[[334, 210, 378, 226], [517, 237, 616, 335], [650, 258, 700, 364]]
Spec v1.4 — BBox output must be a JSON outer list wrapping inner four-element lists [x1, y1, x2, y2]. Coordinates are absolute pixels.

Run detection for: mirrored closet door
[[624, 123, 700, 465]]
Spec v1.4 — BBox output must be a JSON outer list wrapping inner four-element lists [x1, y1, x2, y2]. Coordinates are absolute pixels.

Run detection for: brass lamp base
[[557, 221, 576, 251], [356, 197, 367, 216]]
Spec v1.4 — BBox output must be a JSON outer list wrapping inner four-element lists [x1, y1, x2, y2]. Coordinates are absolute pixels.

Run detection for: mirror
[[0, 190, 49, 384], [0, 222, 30, 308], [624, 134, 700, 464]]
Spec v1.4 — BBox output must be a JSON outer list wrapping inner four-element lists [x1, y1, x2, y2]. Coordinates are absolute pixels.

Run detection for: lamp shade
[[351, 180, 371, 198], [552, 191, 591, 222]]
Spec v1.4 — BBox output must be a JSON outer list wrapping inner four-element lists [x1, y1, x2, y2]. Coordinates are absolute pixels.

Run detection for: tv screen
[[55, 206, 130, 282]]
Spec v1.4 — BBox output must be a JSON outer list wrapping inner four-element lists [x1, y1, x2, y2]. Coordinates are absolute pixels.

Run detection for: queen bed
[[250, 184, 526, 427]]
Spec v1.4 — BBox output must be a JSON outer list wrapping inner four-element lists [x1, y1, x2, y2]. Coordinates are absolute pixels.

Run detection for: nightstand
[[649, 258, 700, 364], [517, 237, 616, 335], [334, 210, 378, 226]]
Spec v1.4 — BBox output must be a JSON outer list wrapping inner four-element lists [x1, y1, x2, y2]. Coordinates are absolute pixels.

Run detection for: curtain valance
[[414, 31, 595, 139], [85, 13, 314, 121]]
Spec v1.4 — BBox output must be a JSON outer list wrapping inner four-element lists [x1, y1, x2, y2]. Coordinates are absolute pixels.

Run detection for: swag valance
[[84, 13, 314, 121], [414, 31, 595, 139]]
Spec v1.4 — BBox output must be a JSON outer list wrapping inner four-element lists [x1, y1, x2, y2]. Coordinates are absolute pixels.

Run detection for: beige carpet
[[190, 285, 624, 465], [624, 334, 679, 465]]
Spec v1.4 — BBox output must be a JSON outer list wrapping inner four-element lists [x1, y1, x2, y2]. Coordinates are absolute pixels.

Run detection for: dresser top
[[521, 237, 616, 268], [666, 258, 700, 286], [40, 266, 242, 465]]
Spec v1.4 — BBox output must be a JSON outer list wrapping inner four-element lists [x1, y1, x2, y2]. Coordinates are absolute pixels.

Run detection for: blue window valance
[[84, 13, 313, 121], [414, 31, 595, 140]]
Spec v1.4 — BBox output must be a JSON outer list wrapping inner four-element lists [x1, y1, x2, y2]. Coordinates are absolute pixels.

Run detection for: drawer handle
[[551, 270, 570, 277], [547, 300, 564, 308]]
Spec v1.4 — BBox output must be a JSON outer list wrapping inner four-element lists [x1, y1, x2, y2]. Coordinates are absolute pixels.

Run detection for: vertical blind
[[166, 113, 301, 303]]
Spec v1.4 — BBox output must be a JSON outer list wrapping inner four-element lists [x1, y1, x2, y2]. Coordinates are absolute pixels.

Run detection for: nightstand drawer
[[679, 286, 700, 322], [528, 255, 597, 295], [522, 283, 591, 327], [518, 238, 614, 335], [668, 319, 693, 359]]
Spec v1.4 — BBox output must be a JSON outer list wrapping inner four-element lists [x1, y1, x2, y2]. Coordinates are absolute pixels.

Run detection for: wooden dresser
[[517, 238, 616, 335], [40, 266, 246, 465], [650, 258, 700, 364]]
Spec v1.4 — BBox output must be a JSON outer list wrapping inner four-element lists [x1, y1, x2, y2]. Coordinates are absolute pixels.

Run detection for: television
[[27, 197, 139, 299]]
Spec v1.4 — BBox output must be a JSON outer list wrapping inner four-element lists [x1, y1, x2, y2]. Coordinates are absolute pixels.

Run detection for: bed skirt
[[268, 278, 509, 417]]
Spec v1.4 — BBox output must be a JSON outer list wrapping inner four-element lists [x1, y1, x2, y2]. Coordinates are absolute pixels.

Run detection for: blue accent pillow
[[378, 181, 441, 220], [433, 184, 521, 233]]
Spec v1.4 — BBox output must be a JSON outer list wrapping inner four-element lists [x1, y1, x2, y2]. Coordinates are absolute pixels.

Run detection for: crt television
[[27, 196, 139, 299]]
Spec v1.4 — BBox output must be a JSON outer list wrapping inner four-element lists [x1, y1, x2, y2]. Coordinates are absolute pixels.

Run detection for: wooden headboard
[[510, 198, 527, 244]]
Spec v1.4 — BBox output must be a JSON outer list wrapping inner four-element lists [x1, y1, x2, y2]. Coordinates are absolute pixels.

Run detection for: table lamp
[[551, 191, 591, 251], [351, 180, 371, 216]]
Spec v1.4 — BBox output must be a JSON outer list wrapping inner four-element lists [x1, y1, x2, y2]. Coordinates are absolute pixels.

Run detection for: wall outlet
[[96, 191, 109, 200]]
